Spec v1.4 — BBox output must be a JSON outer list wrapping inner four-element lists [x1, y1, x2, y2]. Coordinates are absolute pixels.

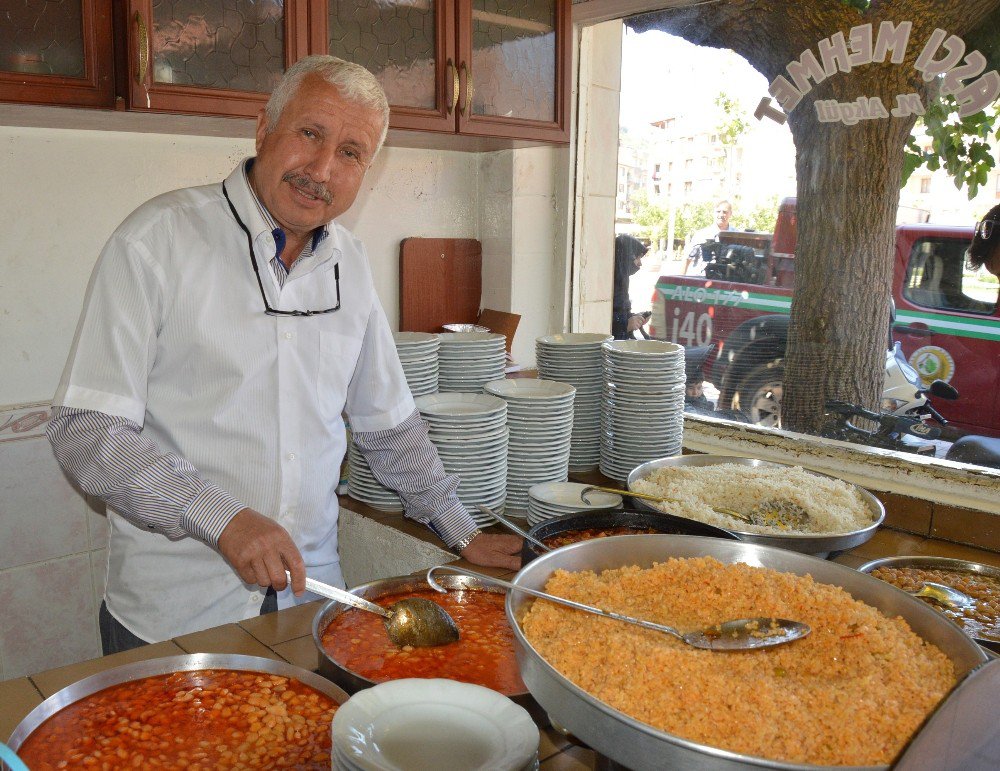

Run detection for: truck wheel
[[733, 364, 784, 428]]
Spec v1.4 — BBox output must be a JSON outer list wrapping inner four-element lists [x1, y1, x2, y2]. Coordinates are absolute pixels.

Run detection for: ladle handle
[[478, 505, 550, 552], [287, 571, 392, 619], [426, 565, 683, 640]]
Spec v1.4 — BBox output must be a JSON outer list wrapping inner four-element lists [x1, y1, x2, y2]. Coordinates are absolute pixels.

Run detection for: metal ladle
[[289, 571, 459, 648], [426, 565, 810, 651], [477, 504, 551, 552], [579, 484, 754, 524], [908, 581, 976, 610]]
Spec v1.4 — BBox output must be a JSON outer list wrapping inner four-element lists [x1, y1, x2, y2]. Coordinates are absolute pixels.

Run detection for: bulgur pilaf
[[631, 463, 872, 535], [520, 557, 955, 766]]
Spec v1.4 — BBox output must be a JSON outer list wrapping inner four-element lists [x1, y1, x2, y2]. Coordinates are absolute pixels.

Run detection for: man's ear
[[254, 109, 269, 152]]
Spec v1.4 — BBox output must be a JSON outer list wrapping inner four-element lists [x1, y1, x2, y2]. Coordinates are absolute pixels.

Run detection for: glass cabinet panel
[[150, 0, 285, 92], [326, 0, 438, 111], [469, 0, 555, 123], [0, 0, 86, 77]]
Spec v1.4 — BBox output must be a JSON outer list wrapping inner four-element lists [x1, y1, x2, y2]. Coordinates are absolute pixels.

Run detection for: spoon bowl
[[427, 565, 809, 651], [908, 581, 976, 610], [291, 572, 459, 648]]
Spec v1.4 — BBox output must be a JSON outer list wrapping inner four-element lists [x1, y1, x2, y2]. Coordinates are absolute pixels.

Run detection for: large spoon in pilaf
[[427, 565, 810, 651]]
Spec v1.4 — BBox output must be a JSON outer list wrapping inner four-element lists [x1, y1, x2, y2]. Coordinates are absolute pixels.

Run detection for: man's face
[[251, 74, 384, 239], [715, 204, 732, 229]]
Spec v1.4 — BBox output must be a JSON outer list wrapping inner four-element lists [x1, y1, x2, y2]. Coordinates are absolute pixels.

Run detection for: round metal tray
[[507, 535, 988, 771], [6, 653, 348, 750], [627, 455, 884, 555], [312, 573, 531, 701], [856, 555, 1000, 654], [521, 508, 739, 564]]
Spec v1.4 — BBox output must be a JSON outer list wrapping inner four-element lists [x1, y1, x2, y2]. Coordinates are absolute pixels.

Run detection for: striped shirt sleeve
[[352, 409, 479, 549], [45, 406, 245, 545]]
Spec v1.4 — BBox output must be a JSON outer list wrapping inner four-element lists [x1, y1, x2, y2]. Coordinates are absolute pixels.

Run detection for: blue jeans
[[99, 588, 279, 654]]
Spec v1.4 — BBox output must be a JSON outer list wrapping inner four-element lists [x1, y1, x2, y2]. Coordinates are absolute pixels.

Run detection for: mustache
[[282, 172, 332, 204]]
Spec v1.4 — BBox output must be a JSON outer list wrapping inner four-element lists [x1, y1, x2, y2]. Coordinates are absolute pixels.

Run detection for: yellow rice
[[520, 557, 955, 766]]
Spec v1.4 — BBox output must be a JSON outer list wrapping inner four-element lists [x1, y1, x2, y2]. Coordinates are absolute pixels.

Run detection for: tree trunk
[[626, 0, 1000, 433]]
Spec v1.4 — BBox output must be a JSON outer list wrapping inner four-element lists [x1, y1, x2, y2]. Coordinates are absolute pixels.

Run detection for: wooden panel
[[399, 237, 481, 333], [477, 308, 520, 353]]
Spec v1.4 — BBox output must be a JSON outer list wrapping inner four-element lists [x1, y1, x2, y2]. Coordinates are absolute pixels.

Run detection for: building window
[[920, 177, 931, 194], [684, 181, 692, 193], [654, 184, 660, 195]]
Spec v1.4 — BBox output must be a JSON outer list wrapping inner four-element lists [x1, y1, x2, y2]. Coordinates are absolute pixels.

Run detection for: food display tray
[[508, 535, 988, 771], [6, 653, 348, 750], [626, 454, 884, 556]]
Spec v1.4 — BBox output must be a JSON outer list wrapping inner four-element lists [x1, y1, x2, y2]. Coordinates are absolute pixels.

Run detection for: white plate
[[416, 393, 507, 417], [331, 677, 536, 771], [528, 481, 622, 509], [536, 333, 611, 347], [438, 331, 507, 344], [484, 379, 577, 400]]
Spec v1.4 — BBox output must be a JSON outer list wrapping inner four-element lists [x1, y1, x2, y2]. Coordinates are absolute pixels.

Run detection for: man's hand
[[626, 314, 646, 333], [459, 533, 522, 571], [217, 508, 306, 596]]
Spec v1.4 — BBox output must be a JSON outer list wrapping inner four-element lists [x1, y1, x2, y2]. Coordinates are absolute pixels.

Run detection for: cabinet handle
[[447, 59, 458, 115], [134, 11, 149, 85], [459, 62, 473, 116]]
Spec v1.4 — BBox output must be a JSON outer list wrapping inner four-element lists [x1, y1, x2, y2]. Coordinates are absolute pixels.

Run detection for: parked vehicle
[[650, 198, 1000, 437]]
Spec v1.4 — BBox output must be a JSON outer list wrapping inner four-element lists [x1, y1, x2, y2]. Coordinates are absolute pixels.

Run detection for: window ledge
[[682, 414, 1000, 515]]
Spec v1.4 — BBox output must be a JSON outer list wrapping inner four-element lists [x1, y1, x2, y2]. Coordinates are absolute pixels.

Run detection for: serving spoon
[[477, 505, 551, 552], [426, 565, 810, 651], [908, 581, 975, 610], [287, 571, 459, 648]]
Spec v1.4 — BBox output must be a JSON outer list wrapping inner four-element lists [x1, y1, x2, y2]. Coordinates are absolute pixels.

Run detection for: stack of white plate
[[415, 393, 508, 526], [526, 481, 623, 526], [332, 679, 539, 771], [393, 331, 439, 397], [535, 333, 610, 474], [484, 379, 575, 517], [438, 332, 507, 393], [346, 439, 403, 512], [600, 339, 686, 482]]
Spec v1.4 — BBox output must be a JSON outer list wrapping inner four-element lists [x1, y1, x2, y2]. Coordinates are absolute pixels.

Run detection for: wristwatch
[[451, 528, 482, 554]]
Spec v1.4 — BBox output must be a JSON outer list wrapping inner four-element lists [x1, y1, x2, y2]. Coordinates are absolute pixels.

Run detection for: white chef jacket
[[53, 161, 415, 642]]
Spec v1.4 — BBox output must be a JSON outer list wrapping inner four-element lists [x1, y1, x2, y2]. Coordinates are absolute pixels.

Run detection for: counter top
[[3, 498, 998, 769]]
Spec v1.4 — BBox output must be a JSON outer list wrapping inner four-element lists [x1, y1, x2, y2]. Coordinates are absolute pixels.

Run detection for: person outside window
[[45, 55, 520, 654], [683, 199, 733, 275], [968, 203, 1000, 278], [612, 234, 649, 339]]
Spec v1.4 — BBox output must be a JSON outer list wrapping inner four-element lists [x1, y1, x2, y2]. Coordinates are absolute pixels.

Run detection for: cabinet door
[[0, 0, 114, 108], [456, 0, 569, 142], [126, 0, 308, 118], [319, 0, 456, 133]]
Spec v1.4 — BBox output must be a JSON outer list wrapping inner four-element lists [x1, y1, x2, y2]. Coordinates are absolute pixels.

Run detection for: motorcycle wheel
[[732, 363, 784, 428]]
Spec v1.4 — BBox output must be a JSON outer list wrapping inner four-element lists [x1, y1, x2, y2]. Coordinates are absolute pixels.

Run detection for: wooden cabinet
[[317, 0, 571, 143], [0, 0, 114, 108], [124, 0, 310, 118], [0, 0, 571, 143]]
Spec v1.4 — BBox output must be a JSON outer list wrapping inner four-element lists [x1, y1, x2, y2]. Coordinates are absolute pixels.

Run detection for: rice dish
[[520, 557, 955, 766], [631, 463, 872, 535]]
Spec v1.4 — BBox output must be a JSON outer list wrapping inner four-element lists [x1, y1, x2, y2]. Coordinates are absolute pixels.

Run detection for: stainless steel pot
[[507, 535, 989, 771], [6, 653, 348, 750], [856, 555, 1000, 654], [627, 454, 885, 556], [311, 573, 533, 702], [521, 508, 738, 564]]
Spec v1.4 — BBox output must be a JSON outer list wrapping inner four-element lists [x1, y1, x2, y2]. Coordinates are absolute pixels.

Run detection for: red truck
[[649, 198, 1000, 437]]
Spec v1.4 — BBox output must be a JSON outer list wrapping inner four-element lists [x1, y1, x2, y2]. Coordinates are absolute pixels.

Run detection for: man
[[683, 200, 733, 275], [47, 56, 520, 653], [968, 203, 1000, 277]]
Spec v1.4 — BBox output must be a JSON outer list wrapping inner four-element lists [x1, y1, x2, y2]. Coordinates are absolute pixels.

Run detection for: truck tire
[[732, 363, 784, 428]]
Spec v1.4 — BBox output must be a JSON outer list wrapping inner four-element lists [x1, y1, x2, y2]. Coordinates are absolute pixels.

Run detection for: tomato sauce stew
[[17, 669, 337, 770], [320, 588, 526, 695], [542, 526, 659, 549]]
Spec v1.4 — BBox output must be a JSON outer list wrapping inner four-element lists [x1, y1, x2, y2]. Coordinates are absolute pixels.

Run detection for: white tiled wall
[[0, 405, 107, 679]]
